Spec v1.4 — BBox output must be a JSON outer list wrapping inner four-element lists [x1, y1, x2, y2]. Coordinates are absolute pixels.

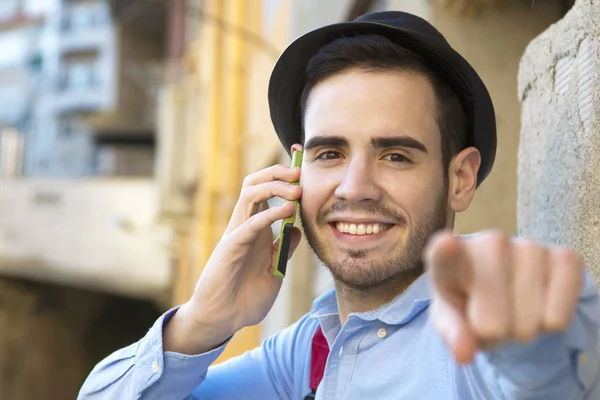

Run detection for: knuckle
[[512, 239, 548, 267], [485, 230, 508, 248], [271, 163, 289, 176], [482, 229, 505, 240], [239, 185, 255, 200], [270, 181, 287, 197], [244, 211, 265, 230], [474, 319, 508, 341], [512, 324, 538, 343], [278, 181, 299, 196], [513, 237, 539, 252], [543, 315, 569, 332], [241, 174, 255, 188], [474, 230, 509, 258], [553, 247, 582, 267], [275, 180, 288, 189]]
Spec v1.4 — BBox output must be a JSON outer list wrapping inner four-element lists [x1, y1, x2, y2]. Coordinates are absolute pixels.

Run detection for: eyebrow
[[304, 135, 428, 153], [371, 136, 428, 153], [304, 136, 348, 151]]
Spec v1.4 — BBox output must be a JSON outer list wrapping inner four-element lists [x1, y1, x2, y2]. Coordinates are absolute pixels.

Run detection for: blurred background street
[[0, 0, 585, 398]]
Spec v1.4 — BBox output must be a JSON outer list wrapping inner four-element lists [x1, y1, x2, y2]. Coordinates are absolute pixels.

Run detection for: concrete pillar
[[518, 0, 600, 280]]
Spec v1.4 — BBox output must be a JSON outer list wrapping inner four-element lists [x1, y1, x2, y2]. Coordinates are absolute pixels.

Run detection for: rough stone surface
[[518, 0, 600, 281]]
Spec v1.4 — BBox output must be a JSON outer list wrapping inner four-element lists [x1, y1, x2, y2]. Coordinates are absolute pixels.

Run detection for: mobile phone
[[274, 150, 303, 278]]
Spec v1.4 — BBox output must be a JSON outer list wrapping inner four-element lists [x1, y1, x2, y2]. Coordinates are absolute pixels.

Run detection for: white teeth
[[334, 222, 389, 235]]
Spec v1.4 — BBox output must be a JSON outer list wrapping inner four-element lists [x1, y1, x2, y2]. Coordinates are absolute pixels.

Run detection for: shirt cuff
[[132, 306, 230, 399]]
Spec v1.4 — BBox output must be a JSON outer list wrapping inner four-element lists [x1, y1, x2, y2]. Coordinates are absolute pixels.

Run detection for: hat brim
[[268, 21, 496, 186]]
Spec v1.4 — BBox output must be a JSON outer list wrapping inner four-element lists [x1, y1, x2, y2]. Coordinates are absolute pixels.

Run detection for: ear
[[291, 143, 303, 153], [448, 147, 481, 213]]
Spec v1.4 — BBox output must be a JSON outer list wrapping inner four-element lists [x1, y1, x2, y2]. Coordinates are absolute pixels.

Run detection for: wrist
[[163, 302, 236, 355]]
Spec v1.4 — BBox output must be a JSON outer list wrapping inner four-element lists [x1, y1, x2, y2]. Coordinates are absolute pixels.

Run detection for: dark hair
[[300, 34, 468, 173]]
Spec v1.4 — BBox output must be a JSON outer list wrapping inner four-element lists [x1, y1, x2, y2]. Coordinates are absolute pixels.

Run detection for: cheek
[[299, 167, 338, 219], [382, 170, 443, 216]]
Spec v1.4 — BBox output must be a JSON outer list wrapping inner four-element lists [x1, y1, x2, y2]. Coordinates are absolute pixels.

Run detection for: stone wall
[[518, 0, 600, 280]]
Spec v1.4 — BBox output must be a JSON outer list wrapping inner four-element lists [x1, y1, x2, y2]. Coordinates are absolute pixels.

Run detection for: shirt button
[[580, 353, 588, 365], [377, 328, 388, 338], [151, 360, 160, 373]]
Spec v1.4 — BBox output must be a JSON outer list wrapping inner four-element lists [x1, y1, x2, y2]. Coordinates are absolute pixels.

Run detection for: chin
[[325, 254, 418, 290]]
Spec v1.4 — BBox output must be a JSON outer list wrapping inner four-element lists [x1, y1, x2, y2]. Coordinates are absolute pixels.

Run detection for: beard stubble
[[300, 188, 449, 294]]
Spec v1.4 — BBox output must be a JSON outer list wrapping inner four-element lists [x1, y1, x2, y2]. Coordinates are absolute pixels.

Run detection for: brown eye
[[384, 153, 411, 163], [317, 151, 342, 160]]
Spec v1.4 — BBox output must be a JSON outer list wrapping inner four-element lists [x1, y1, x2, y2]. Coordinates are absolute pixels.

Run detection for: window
[[65, 0, 110, 31], [61, 52, 102, 91], [58, 115, 81, 138]]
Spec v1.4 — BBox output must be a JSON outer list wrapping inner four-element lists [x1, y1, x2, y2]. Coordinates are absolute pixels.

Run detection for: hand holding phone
[[164, 151, 303, 355], [274, 150, 302, 278]]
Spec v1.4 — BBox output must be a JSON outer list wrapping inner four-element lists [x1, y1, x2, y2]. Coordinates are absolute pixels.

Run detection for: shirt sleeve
[[468, 269, 600, 399], [78, 307, 317, 400]]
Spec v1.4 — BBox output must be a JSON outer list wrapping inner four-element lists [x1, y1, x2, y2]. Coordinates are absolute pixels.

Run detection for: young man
[[79, 11, 599, 399]]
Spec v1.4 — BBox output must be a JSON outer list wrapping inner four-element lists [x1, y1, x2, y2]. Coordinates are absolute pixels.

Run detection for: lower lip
[[328, 224, 395, 244]]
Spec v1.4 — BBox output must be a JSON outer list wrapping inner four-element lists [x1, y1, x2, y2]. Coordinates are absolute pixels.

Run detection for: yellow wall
[[177, 0, 295, 362]]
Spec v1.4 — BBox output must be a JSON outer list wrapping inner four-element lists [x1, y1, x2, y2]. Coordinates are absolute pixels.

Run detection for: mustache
[[316, 202, 407, 225]]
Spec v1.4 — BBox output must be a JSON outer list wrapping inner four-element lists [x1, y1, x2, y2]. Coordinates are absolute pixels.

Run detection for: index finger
[[242, 164, 301, 189], [425, 232, 477, 364], [425, 231, 473, 299]]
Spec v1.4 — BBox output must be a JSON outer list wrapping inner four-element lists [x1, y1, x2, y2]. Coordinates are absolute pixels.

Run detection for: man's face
[[299, 69, 450, 290]]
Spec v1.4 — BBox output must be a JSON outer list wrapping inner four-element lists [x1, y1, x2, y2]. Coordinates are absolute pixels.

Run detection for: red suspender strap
[[309, 326, 330, 393]]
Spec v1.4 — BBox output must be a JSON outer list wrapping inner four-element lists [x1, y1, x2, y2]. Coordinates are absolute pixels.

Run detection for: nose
[[334, 156, 383, 203]]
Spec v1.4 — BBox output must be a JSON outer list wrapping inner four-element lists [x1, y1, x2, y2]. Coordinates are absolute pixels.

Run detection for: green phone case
[[274, 150, 303, 278]]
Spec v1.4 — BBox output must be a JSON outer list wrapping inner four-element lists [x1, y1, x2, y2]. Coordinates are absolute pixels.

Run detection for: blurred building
[[0, 0, 164, 178], [0, 0, 583, 398], [0, 0, 173, 305], [0, 0, 45, 177], [28, 0, 163, 177], [0, 1, 174, 398]]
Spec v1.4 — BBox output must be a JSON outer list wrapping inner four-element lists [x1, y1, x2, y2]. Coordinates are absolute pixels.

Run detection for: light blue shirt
[[79, 271, 600, 399]]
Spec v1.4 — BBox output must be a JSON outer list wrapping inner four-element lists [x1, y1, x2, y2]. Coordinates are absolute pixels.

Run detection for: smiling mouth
[[332, 222, 393, 236]]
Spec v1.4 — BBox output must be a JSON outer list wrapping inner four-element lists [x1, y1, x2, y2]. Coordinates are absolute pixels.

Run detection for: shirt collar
[[310, 272, 433, 326]]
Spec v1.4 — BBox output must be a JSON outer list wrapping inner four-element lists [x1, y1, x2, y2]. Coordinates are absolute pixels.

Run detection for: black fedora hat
[[268, 11, 496, 186]]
